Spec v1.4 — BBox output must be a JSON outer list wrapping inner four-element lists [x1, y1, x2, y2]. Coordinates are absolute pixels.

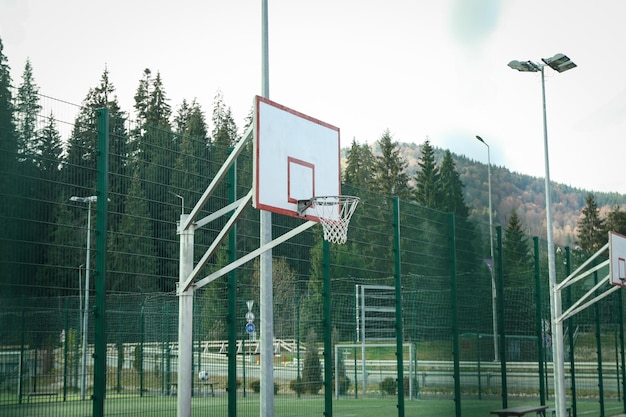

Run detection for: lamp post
[[508, 53, 576, 417], [70, 195, 98, 400], [475, 135, 498, 362]]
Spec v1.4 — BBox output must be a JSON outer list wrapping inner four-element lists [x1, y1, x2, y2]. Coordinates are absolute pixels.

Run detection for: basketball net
[[309, 196, 360, 244]]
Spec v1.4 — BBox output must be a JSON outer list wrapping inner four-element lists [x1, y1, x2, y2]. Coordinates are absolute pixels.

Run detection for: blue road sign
[[245, 322, 255, 334]]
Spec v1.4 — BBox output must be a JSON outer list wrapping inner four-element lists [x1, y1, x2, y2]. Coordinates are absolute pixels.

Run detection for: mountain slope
[[344, 142, 626, 247]]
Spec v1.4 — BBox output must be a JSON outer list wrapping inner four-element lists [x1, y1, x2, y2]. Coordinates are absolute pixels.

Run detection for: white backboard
[[253, 96, 340, 220], [609, 231, 626, 287]]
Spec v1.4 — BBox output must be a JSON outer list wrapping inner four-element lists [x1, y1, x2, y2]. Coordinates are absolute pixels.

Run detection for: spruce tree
[[132, 69, 177, 291], [0, 37, 20, 294], [606, 206, 626, 236], [108, 171, 158, 292], [577, 193, 606, 253], [301, 329, 323, 394], [438, 150, 469, 216], [15, 59, 41, 162], [415, 139, 441, 208], [503, 210, 533, 285], [344, 138, 374, 188], [372, 130, 412, 198]]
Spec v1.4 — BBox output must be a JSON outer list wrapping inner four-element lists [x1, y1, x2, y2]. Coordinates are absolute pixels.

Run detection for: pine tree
[[344, 138, 374, 188], [503, 210, 533, 285], [108, 171, 158, 292], [438, 150, 469, 216], [415, 139, 441, 208], [372, 130, 412, 198], [301, 329, 323, 394], [0, 37, 20, 294], [606, 206, 626, 236], [577, 193, 606, 253], [131, 69, 177, 291], [15, 59, 41, 162]]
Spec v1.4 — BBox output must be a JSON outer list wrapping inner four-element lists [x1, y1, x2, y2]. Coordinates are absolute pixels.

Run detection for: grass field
[[1, 394, 624, 417]]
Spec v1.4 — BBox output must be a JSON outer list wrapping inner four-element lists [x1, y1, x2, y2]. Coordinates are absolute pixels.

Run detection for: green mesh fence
[[1, 91, 625, 417]]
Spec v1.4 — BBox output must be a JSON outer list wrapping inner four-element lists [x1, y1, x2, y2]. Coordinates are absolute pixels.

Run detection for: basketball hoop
[[305, 196, 360, 244]]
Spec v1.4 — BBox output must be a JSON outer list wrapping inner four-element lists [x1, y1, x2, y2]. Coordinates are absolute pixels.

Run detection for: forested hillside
[[344, 141, 626, 247]]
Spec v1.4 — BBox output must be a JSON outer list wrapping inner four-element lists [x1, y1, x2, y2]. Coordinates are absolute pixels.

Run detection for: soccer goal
[[335, 343, 415, 399]]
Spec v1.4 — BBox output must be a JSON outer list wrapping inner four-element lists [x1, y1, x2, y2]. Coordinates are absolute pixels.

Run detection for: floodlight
[[541, 53, 577, 73], [507, 60, 540, 72]]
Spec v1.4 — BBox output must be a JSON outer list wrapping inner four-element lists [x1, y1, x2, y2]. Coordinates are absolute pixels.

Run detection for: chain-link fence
[[1, 92, 624, 417]]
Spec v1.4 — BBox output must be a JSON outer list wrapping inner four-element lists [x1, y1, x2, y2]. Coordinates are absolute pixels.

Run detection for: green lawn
[[1, 394, 623, 417]]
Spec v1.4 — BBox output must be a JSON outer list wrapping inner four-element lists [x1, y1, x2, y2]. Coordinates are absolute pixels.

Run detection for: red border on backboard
[[254, 95, 341, 220], [287, 157, 315, 204]]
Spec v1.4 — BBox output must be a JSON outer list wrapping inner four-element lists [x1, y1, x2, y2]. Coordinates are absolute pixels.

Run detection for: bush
[[301, 330, 323, 394], [380, 377, 397, 395], [249, 379, 279, 394]]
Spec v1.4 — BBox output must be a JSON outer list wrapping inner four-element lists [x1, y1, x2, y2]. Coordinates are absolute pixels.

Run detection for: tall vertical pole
[[177, 213, 194, 417], [92, 108, 109, 417], [259, 1, 274, 416], [323, 240, 332, 417], [565, 247, 578, 417], [81, 200, 92, 400], [476, 136, 498, 362], [227, 154, 238, 417], [449, 213, 461, 416], [541, 67, 567, 417], [533, 237, 546, 404], [393, 197, 405, 417], [496, 226, 507, 408]]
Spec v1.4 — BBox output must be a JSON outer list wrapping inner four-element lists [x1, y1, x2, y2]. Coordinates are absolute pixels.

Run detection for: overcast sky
[[3, 0, 626, 194]]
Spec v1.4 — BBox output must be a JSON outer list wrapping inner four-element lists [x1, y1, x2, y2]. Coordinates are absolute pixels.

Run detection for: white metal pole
[[477, 136, 498, 362], [260, 1, 275, 416], [541, 67, 567, 417], [177, 213, 194, 417], [81, 200, 92, 400], [486, 145, 499, 362]]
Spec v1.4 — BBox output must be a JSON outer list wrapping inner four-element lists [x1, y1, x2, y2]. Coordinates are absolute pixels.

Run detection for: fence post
[[323, 239, 332, 417], [93, 107, 109, 417], [63, 298, 69, 401], [393, 196, 405, 416], [565, 247, 577, 417], [496, 226, 507, 407], [227, 150, 238, 417], [594, 263, 605, 417], [449, 212, 461, 417], [616, 291, 626, 415], [534, 237, 546, 404]]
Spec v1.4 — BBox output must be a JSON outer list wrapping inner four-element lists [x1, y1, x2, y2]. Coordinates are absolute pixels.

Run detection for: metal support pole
[[565, 247, 577, 417], [496, 226, 507, 408], [393, 197, 405, 417], [260, 1, 274, 415], [92, 107, 109, 417], [476, 136, 498, 362], [449, 212, 461, 416], [540, 66, 567, 417], [323, 239, 332, 417], [81, 199, 92, 401], [177, 214, 194, 417], [227, 154, 238, 417], [534, 237, 546, 405]]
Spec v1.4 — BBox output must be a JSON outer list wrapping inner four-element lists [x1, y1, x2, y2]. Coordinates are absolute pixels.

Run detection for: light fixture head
[[70, 196, 98, 203], [541, 53, 576, 73], [507, 60, 540, 72]]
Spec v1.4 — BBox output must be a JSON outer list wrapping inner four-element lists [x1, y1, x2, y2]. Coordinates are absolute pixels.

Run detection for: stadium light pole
[[508, 53, 576, 417], [70, 195, 98, 400], [475, 135, 498, 362]]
